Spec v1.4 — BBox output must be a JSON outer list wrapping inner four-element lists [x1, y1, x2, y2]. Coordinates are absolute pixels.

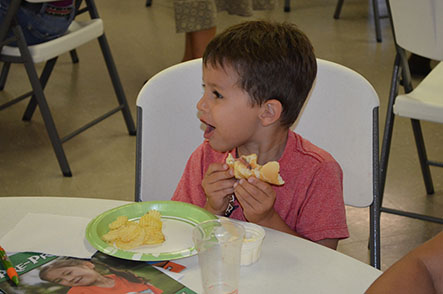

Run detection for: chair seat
[[394, 62, 443, 124], [1, 19, 103, 63]]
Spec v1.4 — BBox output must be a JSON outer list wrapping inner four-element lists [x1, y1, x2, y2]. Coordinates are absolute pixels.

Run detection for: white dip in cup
[[240, 222, 265, 266]]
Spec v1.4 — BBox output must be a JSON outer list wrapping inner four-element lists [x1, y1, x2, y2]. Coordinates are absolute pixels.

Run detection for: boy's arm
[[234, 177, 340, 249], [365, 232, 443, 294], [258, 210, 338, 249]]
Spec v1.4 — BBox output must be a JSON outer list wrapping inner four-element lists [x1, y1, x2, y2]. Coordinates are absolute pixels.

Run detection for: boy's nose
[[196, 95, 207, 111]]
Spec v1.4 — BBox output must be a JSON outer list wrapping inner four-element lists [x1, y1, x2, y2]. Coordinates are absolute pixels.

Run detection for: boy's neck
[[237, 127, 288, 164]]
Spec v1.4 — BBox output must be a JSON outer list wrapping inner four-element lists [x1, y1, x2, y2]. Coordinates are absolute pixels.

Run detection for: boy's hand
[[202, 163, 237, 215], [234, 177, 277, 224]]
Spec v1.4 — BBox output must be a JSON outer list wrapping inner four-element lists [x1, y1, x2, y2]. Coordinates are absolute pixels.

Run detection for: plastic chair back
[[135, 59, 204, 202], [293, 59, 379, 207], [389, 0, 443, 61]]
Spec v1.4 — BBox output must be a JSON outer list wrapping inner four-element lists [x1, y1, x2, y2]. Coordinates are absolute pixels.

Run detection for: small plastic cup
[[193, 218, 245, 294], [240, 222, 266, 266]]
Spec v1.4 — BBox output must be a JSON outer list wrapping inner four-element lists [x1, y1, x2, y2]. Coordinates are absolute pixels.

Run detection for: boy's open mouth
[[202, 120, 215, 139]]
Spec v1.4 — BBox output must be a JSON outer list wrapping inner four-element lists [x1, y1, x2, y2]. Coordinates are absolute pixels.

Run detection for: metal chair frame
[[334, 0, 386, 43], [379, 0, 443, 224], [0, 0, 136, 176]]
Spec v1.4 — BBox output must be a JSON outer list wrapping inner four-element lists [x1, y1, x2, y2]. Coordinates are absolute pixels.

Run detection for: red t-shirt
[[67, 274, 163, 294], [172, 131, 349, 241]]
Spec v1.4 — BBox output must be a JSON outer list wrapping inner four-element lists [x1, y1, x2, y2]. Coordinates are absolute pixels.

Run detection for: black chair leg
[[334, 0, 344, 19], [370, 106, 381, 270], [85, 0, 136, 135], [411, 119, 434, 195], [28, 75, 72, 177], [0, 62, 11, 90], [70, 49, 79, 63], [372, 0, 382, 42], [15, 26, 72, 177], [379, 53, 401, 199], [284, 0, 290, 12], [23, 58, 58, 121], [97, 34, 136, 135], [334, 0, 382, 42], [145, 0, 152, 7]]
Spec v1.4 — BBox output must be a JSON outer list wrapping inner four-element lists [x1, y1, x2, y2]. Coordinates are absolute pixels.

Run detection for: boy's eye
[[212, 90, 223, 99]]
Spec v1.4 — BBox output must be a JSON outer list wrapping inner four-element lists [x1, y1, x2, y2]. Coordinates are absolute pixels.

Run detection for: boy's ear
[[259, 99, 282, 126]]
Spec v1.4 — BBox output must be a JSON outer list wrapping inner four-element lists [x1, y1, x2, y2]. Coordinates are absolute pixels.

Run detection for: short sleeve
[[295, 160, 349, 241]]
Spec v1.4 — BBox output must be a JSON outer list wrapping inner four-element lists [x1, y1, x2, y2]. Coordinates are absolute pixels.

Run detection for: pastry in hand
[[226, 153, 284, 185]]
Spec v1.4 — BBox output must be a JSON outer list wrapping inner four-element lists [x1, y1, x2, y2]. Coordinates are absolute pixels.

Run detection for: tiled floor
[[0, 0, 441, 272]]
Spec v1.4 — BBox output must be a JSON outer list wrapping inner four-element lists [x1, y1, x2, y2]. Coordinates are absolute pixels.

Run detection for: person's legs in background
[[174, 0, 217, 62], [174, 0, 275, 62], [0, 0, 75, 46]]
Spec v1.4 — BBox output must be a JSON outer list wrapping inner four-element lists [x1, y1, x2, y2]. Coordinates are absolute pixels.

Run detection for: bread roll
[[226, 153, 284, 186]]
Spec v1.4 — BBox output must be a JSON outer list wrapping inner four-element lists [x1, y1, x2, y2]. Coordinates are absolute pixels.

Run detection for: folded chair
[[379, 0, 443, 224], [135, 58, 381, 269], [334, 0, 385, 42], [0, 0, 136, 177]]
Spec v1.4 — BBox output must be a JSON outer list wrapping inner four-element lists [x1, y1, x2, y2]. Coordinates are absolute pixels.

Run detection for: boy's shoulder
[[285, 131, 338, 166], [281, 131, 342, 185]]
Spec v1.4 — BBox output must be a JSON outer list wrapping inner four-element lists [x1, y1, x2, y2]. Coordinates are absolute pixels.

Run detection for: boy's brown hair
[[203, 20, 317, 127]]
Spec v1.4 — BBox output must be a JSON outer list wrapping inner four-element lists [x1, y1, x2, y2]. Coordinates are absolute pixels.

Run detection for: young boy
[[172, 21, 349, 249]]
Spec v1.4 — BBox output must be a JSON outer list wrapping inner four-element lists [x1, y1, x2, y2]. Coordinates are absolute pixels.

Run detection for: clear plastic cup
[[193, 218, 245, 294]]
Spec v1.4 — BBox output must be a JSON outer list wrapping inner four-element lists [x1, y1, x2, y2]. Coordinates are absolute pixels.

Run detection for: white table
[[0, 196, 382, 293]]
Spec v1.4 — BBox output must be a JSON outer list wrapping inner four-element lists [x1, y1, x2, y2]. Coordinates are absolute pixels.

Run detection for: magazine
[[0, 251, 196, 294]]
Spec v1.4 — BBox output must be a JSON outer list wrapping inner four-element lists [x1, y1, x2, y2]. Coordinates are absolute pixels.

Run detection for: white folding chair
[[135, 59, 204, 202], [0, 0, 136, 176], [379, 0, 443, 224], [135, 58, 381, 268]]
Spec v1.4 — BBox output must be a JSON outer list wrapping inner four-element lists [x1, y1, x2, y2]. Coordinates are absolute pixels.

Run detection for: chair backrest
[[293, 59, 379, 207], [388, 0, 443, 61], [135, 59, 204, 202], [135, 58, 380, 208]]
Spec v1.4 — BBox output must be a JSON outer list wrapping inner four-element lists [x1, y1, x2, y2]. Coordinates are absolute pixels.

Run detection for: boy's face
[[45, 264, 100, 287], [198, 63, 263, 152]]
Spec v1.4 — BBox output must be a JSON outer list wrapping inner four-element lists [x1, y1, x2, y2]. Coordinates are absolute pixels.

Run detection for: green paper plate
[[86, 200, 216, 261]]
